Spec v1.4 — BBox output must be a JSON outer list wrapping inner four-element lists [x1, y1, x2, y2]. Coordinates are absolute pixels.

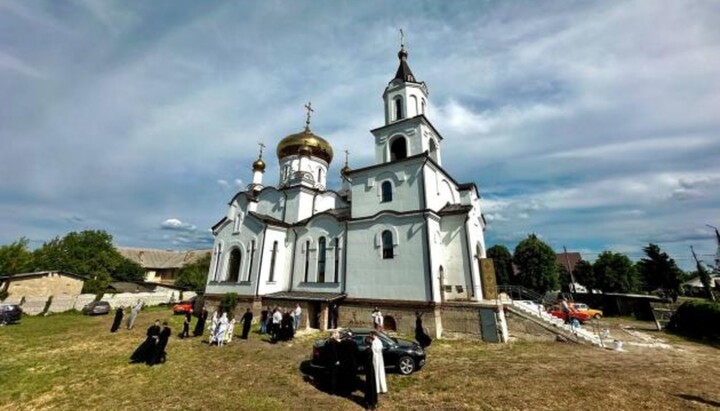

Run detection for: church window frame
[[317, 168, 323, 184], [394, 96, 404, 121], [410, 95, 418, 117], [317, 237, 327, 283], [245, 240, 256, 282], [421, 98, 426, 115], [381, 181, 393, 203], [333, 237, 340, 283], [389, 136, 408, 161], [212, 242, 224, 282], [268, 241, 278, 282], [226, 247, 242, 282], [381, 230, 394, 259], [303, 240, 311, 282], [233, 211, 244, 233]]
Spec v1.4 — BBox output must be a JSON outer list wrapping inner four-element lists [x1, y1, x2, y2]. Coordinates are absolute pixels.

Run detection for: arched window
[[246, 240, 255, 281], [268, 241, 278, 282], [421, 98, 426, 114], [381, 181, 392, 202], [333, 238, 340, 283], [317, 168, 323, 183], [304, 240, 310, 282], [227, 248, 241, 282], [382, 230, 394, 259], [390, 137, 407, 161], [411, 95, 418, 117], [213, 243, 223, 281], [394, 97, 403, 120], [429, 139, 438, 162], [317, 237, 326, 282]]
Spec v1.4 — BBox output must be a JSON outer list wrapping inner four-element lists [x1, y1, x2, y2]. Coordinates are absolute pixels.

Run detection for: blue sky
[[1, 1, 719, 270]]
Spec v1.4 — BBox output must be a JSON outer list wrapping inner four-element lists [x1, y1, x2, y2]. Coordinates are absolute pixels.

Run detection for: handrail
[[497, 285, 544, 302]]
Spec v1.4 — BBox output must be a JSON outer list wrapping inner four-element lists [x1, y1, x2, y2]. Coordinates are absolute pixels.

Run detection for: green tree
[[691, 246, 716, 301], [512, 234, 559, 293], [0, 237, 34, 298], [593, 251, 638, 293], [557, 263, 572, 293], [175, 253, 211, 292], [636, 243, 683, 301], [219, 292, 239, 316], [31, 230, 143, 294], [487, 245, 513, 285], [572, 259, 597, 292]]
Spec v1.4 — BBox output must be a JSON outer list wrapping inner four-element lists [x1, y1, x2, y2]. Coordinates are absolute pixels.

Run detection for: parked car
[[172, 298, 196, 315], [311, 328, 426, 376], [82, 301, 111, 316], [548, 306, 592, 323], [570, 302, 604, 319], [0, 304, 22, 324]]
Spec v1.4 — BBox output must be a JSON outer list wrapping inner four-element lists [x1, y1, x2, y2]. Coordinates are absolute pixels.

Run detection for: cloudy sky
[[1, 0, 719, 270]]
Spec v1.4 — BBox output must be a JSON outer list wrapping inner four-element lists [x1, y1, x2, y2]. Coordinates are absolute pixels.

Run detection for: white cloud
[[160, 218, 197, 232]]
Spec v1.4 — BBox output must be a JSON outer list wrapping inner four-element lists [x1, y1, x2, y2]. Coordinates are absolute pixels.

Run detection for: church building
[[205, 43, 505, 341]]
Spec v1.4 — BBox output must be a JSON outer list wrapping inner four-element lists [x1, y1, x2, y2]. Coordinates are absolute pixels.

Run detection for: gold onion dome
[[252, 157, 266, 172], [276, 128, 334, 164]]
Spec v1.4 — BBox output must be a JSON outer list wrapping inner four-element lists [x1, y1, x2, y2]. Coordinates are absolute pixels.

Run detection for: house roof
[[556, 252, 582, 273], [683, 274, 720, 288], [117, 247, 211, 269], [0, 271, 87, 281]]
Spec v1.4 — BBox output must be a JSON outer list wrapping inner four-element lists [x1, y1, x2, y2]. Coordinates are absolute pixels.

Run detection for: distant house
[[682, 274, 720, 294], [0, 271, 86, 298], [556, 252, 582, 273], [117, 247, 211, 285]]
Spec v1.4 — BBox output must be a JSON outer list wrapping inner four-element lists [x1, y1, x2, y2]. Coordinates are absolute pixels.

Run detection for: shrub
[[0, 289, 8, 301], [668, 300, 720, 340], [219, 292, 239, 316]]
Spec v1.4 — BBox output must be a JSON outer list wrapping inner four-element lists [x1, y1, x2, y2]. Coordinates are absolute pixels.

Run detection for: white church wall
[[313, 191, 347, 214], [255, 189, 285, 221], [439, 215, 472, 300], [345, 215, 429, 301], [283, 187, 315, 223], [206, 216, 264, 297], [423, 164, 462, 212], [255, 226, 288, 296], [426, 216, 443, 304], [349, 161, 424, 219]]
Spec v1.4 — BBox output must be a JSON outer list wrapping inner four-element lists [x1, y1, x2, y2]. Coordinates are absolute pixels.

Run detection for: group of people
[[129, 320, 172, 366], [207, 307, 254, 346], [260, 304, 300, 342], [325, 330, 387, 410], [109, 300, 144, 333]]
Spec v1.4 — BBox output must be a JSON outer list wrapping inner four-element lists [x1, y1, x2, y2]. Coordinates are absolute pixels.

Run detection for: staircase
[[508, 299, 607, 347], [497, 285, 545, 302]]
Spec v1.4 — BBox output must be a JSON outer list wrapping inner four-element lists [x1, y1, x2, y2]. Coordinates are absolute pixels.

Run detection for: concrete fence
[[2, 291, 180, 316]]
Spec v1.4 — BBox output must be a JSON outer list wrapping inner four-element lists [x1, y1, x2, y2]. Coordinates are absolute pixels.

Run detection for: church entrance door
[[308, 302, 321, 329]]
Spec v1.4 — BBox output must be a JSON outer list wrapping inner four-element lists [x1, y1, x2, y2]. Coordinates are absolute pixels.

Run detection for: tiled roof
[[117, 248, 211, 269], [556, 252, 582, 273], [0, 271, 87, 281]]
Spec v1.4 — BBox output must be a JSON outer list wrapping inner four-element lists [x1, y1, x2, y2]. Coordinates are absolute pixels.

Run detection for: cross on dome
[[304, 101, 314, 131]]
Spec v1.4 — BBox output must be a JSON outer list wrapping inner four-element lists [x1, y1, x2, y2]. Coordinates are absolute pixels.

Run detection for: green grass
[[1, 310, 720, 410]]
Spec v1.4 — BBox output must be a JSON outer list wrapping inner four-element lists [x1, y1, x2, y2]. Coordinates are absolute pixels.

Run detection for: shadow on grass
[[299, 360, 368, 408], [676, 394, 720, 408]]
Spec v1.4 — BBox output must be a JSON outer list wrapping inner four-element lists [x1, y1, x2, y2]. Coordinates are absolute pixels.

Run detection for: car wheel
[[594, 314, 602, 319], [397, 356, 415, 375]]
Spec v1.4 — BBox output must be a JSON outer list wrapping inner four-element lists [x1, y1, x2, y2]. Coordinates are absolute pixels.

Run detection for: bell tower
[[372, 31, 443, 165]]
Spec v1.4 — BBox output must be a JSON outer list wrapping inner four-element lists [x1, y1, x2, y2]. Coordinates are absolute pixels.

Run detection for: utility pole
[[563, 246, 577, 295], [691, 245, 716, 302], [706, 224, 720, 273]]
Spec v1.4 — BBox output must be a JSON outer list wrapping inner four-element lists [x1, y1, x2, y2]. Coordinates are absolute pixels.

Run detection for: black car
[[0, 304, 23, 325], [82, 301, 111, 316], [311, 328, 426, 376]]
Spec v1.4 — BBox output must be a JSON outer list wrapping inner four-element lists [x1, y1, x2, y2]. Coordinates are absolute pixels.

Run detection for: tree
[[175, 253, 211, 293], [512, 234, 559, 293], [487, 245, 513, 285], [572, 259, 597, 292], [691, 246, 716, 301], [31, 230, 143, 294], [636, 243, 683, 301], [0, 237, 34, 299], [593, 251, 638, 293], [557, 263, 572, 293]]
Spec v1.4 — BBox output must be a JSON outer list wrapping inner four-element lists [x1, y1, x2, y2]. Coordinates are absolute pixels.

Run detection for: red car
[[172, 299, 195, 315], [548, 307, 592, 323]]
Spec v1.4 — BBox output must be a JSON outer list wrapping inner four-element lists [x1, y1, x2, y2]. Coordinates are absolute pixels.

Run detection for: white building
[[206, 44, 504, 341]]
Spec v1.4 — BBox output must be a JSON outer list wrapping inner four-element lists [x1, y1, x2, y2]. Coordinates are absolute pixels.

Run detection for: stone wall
[[504, 308, 558, 342], [8, 273, 84, 298]]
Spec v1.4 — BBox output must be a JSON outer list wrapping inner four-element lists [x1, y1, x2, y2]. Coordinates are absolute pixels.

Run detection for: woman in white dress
[[224, 318, 236, 343], [214, 313, 229, 347], [209, 310, 219, 339], [371, 331, 387, 394]]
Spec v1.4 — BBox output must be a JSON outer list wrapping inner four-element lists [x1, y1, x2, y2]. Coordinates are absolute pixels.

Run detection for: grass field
[[1, 308, 719, 411]]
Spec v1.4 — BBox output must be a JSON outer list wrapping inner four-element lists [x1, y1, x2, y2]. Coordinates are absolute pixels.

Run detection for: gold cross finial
[[344, 149, 350, 167], [304, 101, 314, 131], [258, 142, 265, 158]]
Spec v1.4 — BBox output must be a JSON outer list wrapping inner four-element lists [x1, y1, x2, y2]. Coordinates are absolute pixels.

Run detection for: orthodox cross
[[344, 149, 350, 167], [304, 101, 314, 130], [400, 28, 405, 48], [258, 142, 265, 158]]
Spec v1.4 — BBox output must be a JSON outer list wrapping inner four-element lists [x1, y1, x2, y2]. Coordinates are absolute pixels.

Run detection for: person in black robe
[[280, 311, 294, 341], [362, 336, 378, 410], [110, 306, 124, 333], [193, 306, 208, 337], [338, 332, 359, 395], [259, 307, 268, 334], [130, 320, 161, 364], [329, 303, 339, 329], [414, 311, 432, 349], [240, 308, 253, 340], [151, 322, 172, 365], [326, 331, 341, 395], [181, 309, 192, 338]]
